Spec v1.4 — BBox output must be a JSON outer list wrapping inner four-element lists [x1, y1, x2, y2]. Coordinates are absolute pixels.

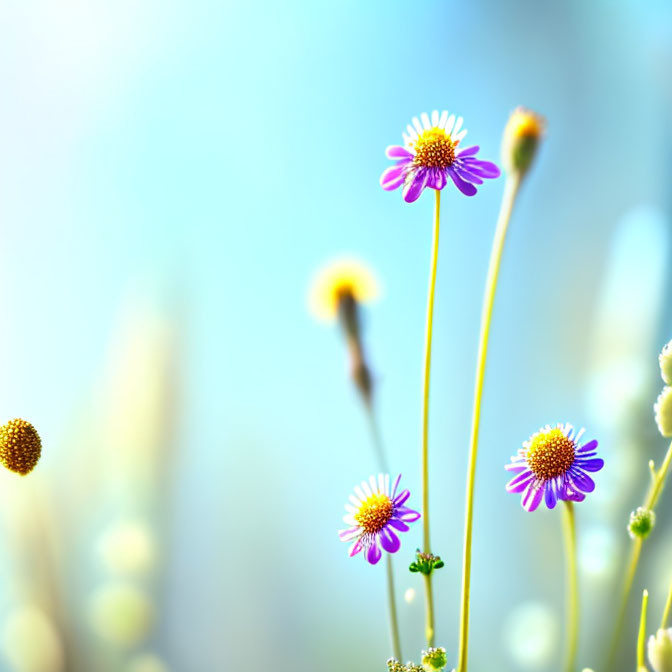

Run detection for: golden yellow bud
[[502, 107, 545, 177], [0, 419, 41, 475]]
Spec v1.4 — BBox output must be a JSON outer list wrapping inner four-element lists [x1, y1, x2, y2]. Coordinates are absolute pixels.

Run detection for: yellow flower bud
[[660, 340, 672, 385], [501, 107, 545, 177]]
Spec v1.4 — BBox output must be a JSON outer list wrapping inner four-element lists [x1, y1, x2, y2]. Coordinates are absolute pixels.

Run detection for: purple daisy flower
[[380, 110, 500, 202], [338, 474, 420, 565], [505, 423, 604, 512]]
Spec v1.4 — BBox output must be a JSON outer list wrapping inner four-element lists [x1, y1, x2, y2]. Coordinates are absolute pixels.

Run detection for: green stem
[[637, 590, 649, 670], [420, 189, 441, 647], [661, 575, 672, 630], [562, 501, 579, 672], [365, 406, 401, 660], [456, 174, 521, 672], [386, 554, 402, 661], [608, 439, 672, 667]]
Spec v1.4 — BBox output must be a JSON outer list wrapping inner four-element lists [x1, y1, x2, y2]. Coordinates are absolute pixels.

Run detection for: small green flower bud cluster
[[628, 507, 656, 539], [501, 107, 545, 177], [421, 647, 447, 671], [387, 659, 423, 672], [648, 628, 672, 672], [409, 549, 444, 576]]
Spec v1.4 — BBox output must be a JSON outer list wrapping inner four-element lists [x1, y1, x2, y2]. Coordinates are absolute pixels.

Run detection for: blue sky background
[[1, 1, 672, 671]]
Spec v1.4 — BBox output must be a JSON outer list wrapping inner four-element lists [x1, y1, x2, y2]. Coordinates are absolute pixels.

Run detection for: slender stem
[[386, 555, 402, 661], [456, 174, 521, 672], [562, 501, 579, 672], [637, 590, 649, 670], [364, 405, 401, 660], [420, 188, 441, 647], [607, 439, 672, 666], [661, 576, 672, 630]]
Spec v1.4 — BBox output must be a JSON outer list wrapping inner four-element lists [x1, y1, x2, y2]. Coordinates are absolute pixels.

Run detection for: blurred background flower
[[0, 1, 671, 670]]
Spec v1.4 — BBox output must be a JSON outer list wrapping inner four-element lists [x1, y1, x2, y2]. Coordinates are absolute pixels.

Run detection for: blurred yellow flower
[[89, 582, 154, 648], [308, 257, 380, 322], [1, 605, 63, 672]]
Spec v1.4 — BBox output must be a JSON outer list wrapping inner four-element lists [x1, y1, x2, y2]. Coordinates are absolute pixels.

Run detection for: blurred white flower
[[126, 653, 169, 672], [404, 588, 416, 604], [89, 582, 154, 648], [655, 387, 672, 437], [502, 601, 559, 670], [98, 519, 156, 577], [1, 605, 63, 672]]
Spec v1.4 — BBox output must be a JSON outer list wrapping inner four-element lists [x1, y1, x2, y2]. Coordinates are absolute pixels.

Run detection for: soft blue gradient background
[[2, 1, 672, 671]]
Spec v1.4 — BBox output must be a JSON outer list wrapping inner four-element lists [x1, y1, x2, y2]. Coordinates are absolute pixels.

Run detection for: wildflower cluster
[[409, 550, 444, 576]]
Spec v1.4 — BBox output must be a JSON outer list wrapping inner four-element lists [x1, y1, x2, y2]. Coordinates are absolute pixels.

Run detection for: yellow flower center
[[526, 428, 575, 480], [355, 492, 394, 534], [412, 128, 456, 169]]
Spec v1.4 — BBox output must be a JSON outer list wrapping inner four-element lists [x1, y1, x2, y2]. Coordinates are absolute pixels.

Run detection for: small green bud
[[648, 628, 672, 672], [629, 507, 656, 539], [409, 549, 444, 576], [654, 387, 672, 437], [421, 647, 448, 671], [660, 340, 672, 385]]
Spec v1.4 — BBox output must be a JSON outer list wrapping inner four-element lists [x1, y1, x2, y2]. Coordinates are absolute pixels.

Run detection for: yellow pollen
[[412, 128, 456, 169], [526, 428, 575, 480], [355, 492, 394, 535], [0, 418, 41, 476]]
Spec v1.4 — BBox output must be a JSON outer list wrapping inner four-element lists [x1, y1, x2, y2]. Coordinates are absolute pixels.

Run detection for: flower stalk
[[420, 188, 441, 647], [456, 172, 521, 672], [608, 439, 672, 666], [562, 501, 578, 672], [638, 590, 649, 671]]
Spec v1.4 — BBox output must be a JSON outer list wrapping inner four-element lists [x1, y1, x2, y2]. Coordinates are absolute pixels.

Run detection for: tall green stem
[[608, 439, 672, 667], [562, 501, 578, 672], [638, 590, 649, 671], [456, 174, 521, 672], [420, 189, 441, 647], [662, 576, 672, 630], [365, 406, 401, 660]]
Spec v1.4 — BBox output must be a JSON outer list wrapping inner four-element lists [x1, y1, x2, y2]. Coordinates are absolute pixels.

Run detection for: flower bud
[[0, 419, 41, 475], [421, 647, 448, 671], [501, 107, 545, 177], [660, 341, 672, 385], [628, 507, 656, 539], [648, 628, 672, 672], [655, 387, 672, 437], [409, 549, 444, 576]]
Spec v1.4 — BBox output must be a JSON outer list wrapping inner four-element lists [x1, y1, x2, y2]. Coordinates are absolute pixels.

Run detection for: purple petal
[[506, 469, 534, 493], [522, 482, 543, 512], [448, 167, 477, 196], [391, 474, 402, 498], [427, 168, 447, 190], [461, 158, 501, 178], [454, 165, 484, 185], [349, 539, 363, 556], [505, 460, 527, 473], [403, 168, 429, 203], [339, 526, 360, 542], [380, 527, 401, 553], [456, 145, 479, 158], [366, 541, 382, 565], [396, 506, 421, 522], [380, 164, 408, 191], [577, 439, 598, 454], [545, 480, 558, 509], [387, 518, 410, 532], [575, 457, 604, 472], [394, 489, 410, 506], [570, 469, 595, 493], [386, 145, 413, 159]]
